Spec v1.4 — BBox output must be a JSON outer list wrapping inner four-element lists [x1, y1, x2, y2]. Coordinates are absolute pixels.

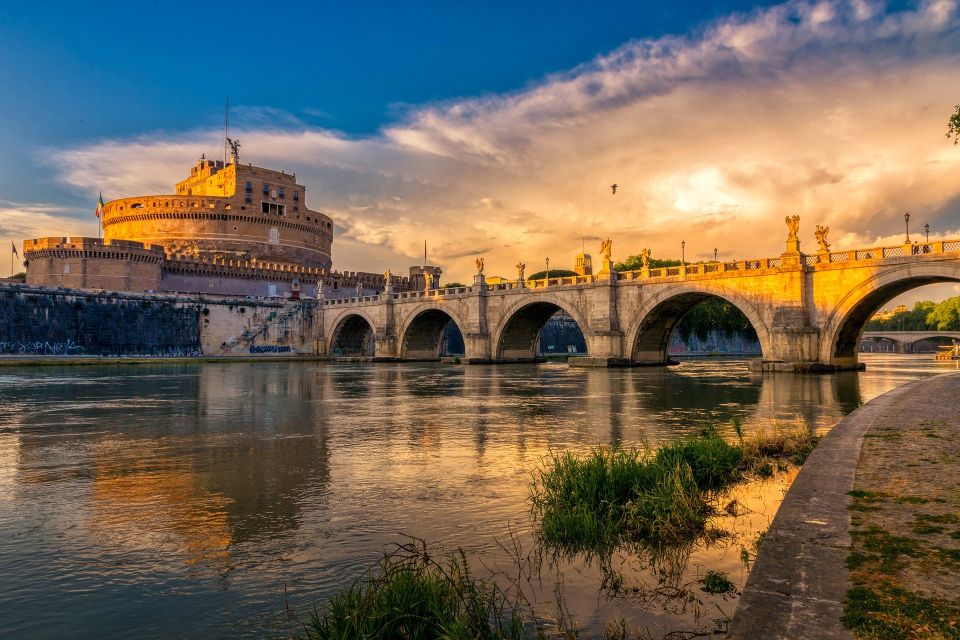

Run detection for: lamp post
[[545, 257, 550, 282], [925, 223, 930, 243], [904, 211, 911, 243], [713, 247, 718, 262], [681, 240, 686, 265]]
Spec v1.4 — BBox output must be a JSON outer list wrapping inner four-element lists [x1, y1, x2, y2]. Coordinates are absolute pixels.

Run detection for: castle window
[[245, 181, 252, 193], [293, 191, 299, 202], [261, 202, 286, 216], [262, 183, 270, 195], [279, 187, 285, 198]]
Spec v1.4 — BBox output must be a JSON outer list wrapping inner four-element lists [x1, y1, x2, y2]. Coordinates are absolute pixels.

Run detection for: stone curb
[[727, 373, 957, 639]]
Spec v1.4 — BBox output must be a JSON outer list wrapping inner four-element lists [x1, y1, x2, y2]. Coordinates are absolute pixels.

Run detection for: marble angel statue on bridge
[[815, 225, 831, 253], [785, 215, 800, 241], [600, 238, 613, 261]]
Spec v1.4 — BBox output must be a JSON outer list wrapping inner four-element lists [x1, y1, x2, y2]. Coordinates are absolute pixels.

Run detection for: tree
[[673, 298, 757, 342], [526, 269, 578, 280], [926, 296, 960, 331], [614, 254, 682, 271], [442, 282, 466, 288], [949, 104, 960, 145]]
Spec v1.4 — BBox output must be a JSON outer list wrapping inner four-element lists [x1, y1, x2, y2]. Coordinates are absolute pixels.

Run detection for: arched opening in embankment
[[629, 290, 768, 365], [824, 266, 960, 368], [400, 309, 465, 360], [495, 302, 588, 362], [329, 314, 375, 358]]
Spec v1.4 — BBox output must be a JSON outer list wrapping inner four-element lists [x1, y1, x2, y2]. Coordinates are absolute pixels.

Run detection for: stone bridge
[[314, 234, 960, 371], [861, 330, 960, 352]]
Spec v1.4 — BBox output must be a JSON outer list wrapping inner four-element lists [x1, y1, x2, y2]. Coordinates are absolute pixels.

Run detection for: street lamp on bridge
[[925, 223, 930, 243], [714, 247, 718, 262], [904, 211, 911, 243], [681, 240, 686, 265], [545, 256, 550, 281]]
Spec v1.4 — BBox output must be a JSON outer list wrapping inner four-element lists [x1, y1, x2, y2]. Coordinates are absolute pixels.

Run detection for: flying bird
[[610, 184, 618, 195]]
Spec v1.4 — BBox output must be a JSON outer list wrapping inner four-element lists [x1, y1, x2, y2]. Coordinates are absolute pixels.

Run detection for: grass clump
[[299, 541, 544, 640], [700, 570, 736, 595], [531, 422, 818, 549], [739, 421, 821, 465]]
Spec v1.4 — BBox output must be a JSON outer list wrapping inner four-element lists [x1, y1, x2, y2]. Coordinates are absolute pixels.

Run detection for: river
[[0, 354, 954, 638]]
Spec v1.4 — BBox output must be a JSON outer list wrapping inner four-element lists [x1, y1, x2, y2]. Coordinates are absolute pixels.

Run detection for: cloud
[[40, 0, 960, 284], [0, 203, 92, 272]]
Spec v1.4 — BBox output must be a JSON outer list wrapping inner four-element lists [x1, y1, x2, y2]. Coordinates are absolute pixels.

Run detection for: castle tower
[[99, 158, 334, 269], [574, 252, 593, 276]]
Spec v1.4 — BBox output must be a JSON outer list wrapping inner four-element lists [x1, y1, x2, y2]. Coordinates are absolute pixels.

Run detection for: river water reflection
[[0, 354, 954, 638]]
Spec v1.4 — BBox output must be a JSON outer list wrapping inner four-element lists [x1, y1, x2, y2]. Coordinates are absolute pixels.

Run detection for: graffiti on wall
[[0, 340, 86, 355], [249, 345, 292, 354]]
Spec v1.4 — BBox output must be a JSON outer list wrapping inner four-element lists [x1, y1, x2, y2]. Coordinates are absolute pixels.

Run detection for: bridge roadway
[[314, 235, 960, 371]]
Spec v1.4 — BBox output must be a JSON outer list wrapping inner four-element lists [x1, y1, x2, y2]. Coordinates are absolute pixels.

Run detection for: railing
[[321, 237, 960, 305]]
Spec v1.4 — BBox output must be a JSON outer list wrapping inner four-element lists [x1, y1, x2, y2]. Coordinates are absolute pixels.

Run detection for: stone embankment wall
[[0, 284, 320, 357]]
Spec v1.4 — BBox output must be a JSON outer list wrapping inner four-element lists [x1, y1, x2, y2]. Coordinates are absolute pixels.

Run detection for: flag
[[95, 192, 105, 220], [11, 242, 17, 258]]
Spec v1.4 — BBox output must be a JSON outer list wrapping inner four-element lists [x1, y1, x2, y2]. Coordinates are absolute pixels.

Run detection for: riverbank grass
[[299, 543, 549, 640], [531, 423, 819, 549]]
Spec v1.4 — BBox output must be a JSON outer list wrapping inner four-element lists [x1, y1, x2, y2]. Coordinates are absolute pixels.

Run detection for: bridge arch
[[820, 263, 960, 367], [625, 284, 772, 364], [329, 312, 376, 357], [399, 306, 467, 360], [493, 297, 590, 362]]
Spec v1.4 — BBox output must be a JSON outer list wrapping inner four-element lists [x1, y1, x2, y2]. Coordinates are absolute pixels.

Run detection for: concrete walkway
[[728, 372, 960, 639]]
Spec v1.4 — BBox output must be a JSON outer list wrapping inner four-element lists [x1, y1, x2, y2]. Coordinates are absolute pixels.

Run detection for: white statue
[[476, 257, 485, 275], [516, 261, 526, 281]]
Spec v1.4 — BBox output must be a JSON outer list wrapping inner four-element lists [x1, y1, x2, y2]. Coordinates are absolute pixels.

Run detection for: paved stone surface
[[728, 373, 960, 639]]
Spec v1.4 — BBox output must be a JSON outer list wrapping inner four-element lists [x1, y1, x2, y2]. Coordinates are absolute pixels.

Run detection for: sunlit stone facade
[[102, 158, 333, 269]]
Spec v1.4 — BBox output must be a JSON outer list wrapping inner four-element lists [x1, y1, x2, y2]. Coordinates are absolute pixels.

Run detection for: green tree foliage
[[526, 269, 578, 280], [614, 254, 682, 271], [865, 298, 960, 332], [865, 301, 935, 331], [926, 297, 960, 331], [441, 282, 466, 289], [674, 298, 758, 342], [948, 104, 960, 145]]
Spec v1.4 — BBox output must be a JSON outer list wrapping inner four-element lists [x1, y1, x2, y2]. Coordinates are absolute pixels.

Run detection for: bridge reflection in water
[[0, 355, 952, 638]]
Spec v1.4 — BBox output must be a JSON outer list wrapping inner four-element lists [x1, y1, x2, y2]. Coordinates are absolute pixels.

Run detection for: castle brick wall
[[24, 237, 163, 292]]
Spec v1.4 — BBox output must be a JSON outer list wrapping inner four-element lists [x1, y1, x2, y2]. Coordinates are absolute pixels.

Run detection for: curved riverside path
[[728, 371, 960, 639]]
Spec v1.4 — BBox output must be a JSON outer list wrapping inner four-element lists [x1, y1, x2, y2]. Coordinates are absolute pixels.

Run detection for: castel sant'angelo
[[22, 144, 441, 299]]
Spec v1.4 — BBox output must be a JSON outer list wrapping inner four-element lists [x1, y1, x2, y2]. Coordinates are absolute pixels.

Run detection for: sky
[[2, 0, 960, 306]]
